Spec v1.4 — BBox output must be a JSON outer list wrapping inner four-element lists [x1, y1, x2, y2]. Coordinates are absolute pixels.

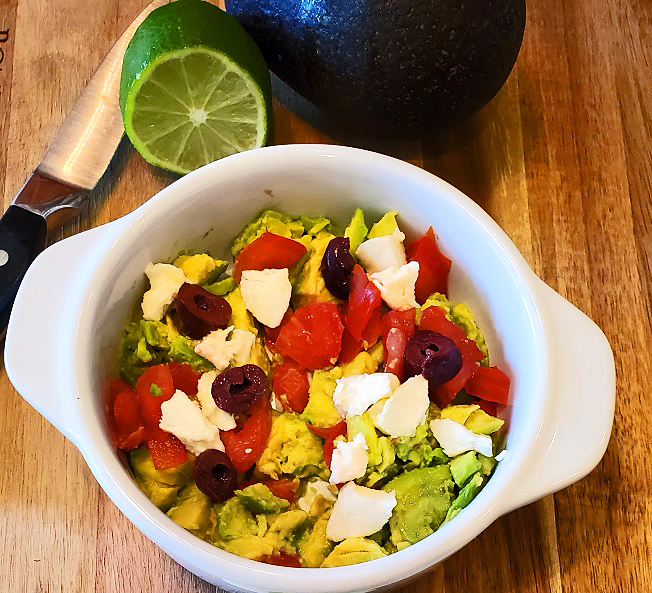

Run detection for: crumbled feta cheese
[[333, 373, 400, 418], [270, 392, 285, 412], [495, 449, 508, 462], [326, 483, 397, 542], [141, 263, 186, 321], [297, 480, 337, 512], [371, 375, 430, 437], [430, 418, 493, 457], [329, 434, 369, 484], [370, 261, 420, 311], [194, 326, 255, 371], [240, 268, 291, 328], [355, 229, 407, 274], [195, 371, 236, 431], [159, 390, 224, 455]]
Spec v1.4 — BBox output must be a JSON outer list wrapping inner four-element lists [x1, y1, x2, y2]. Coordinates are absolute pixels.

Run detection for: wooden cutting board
[[1, 0, 650, 591]]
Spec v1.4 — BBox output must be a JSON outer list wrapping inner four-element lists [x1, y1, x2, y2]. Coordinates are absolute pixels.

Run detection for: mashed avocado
[[258, 414, 327, 479], [167, 335, 215, 373], [347, 414, 397, 487], [321, 537, 387, 567], [236, 484, 290, 514], [166, 481, 213, 536], [297, 512, 334, 567]]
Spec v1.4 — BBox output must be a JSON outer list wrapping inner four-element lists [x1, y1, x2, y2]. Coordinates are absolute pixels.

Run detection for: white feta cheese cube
[[194, 326, 256, 371], [159, 390, 223, 455], [240, 268, 291, 328], [355, 229, 407, 274], [333, 373, 400, 418], [430, 418, 493, 457], [371, 375, 430, 437], [141, 263, 186, 321], [370, 261, 420, 311], [326, 483, 397, 542], [297, 480, 337, 512], [329, 434, 369, 484], [195, 371, 236, 431]]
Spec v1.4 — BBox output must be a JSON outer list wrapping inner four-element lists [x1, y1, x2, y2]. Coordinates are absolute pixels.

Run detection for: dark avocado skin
[[224, 0, 526, 138]]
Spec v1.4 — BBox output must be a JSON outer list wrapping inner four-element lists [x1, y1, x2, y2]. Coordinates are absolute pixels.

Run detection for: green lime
[[120, 0, 272, 174]]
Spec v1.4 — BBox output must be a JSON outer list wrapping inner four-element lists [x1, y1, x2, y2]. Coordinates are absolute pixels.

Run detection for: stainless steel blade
[[37, 0, 169, 191]]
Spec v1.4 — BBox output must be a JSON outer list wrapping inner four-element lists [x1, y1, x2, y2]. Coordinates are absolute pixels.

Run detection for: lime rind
[[123, 47, 268, 175]]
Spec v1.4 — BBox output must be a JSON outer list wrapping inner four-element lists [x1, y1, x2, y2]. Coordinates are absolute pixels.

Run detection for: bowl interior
[[74, 146, 544, 588]]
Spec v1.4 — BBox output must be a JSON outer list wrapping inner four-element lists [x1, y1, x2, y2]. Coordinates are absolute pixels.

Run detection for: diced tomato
[[168, 361, 200, 395], [381, 309, 416, 379], [275, 303, 344, 370], [260, 552, 302, 568], [264, 309, 293, 350], [344, 265, 382, 342], [147, 434, 188, 470], [239, 478, 298, 503], [419, 306, 484, 407], [111, 381, 145, 451], [337, 327, 364, 365], [221, 397, 272, 473], [273, 360, 310, 413], [476, 399, 498, 416], [323, 420, 347, 468], [361, 304, 382, 346], [135, 364, 176, 441], [307, 424, 334, 439], [406, 228, 452, 303], [466, 366, 510, 405], [234, 232, 307, 283]]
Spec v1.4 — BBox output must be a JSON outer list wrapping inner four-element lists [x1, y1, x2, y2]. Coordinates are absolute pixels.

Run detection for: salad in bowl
[[107, 208, 510, 568]]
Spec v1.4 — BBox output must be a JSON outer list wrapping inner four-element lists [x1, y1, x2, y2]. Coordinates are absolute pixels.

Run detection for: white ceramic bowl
[[5, 145, 615, 593]]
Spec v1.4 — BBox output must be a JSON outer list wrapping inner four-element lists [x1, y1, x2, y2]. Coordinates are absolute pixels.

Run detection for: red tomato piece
[[168, 361, 200, 395], [381, 309, 416, 379], [323, 420, 347, 468], [419, 306, 484, 407], [476, 399, 498, 416], [466, 366, 510, 405], [345, 265, 382, 342], [147, 434, 188, 470], [273, 360, 310, 413], [337, 327, 364, 365], [112, 381, 145, 451], [264, 309, 293, 349], [361, 304, 382, 346], [406, 228, 452, 303], [135, 364, 176, 441], [275, 303, 344, 370], [260, 552, 302, 568], [234, 232, 307, 283], [307, 424, 334, 439], [221, 398, 272, 473]]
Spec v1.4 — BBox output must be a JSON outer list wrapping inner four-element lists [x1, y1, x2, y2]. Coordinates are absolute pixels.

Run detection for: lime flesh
[[125, 48, 267, 174]]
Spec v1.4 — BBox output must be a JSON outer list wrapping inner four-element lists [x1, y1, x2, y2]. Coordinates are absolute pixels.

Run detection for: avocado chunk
[[118, 322, 165, 385], [347, 413, 396, 487], [224, 287, 258, 334], [140, 319, 172, 350], [204, 276, 237, 296], [320, 537, 387, 567], [130, 446, 193, 511], [167, 335, 215, 373], [217, 498, 259, 540], [173, 253, 228, 285], [367, 212, 399, 239], [236, 483, 290, 514], [297, 513, 334, 568], [449, 451, 482, 487], [440, 404, 504, 435], [301, 368, 343, 428], [383, 466, 455, 545], [231, 209, 305, 256], [257, 414, 327, 479], [221, 535, 276, 560], [292, 231, 339, 307], [394, 422, 449, 470], [344, 208, 368, 255], [166, 481, 213, 535], [443, 473, 485, 524]]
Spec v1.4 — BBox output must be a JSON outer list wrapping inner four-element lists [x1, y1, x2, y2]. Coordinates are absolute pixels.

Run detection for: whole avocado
[[224, 0, 525, 137]]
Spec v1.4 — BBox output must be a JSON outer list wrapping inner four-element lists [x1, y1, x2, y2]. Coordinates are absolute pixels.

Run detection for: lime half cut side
[[124, 47, 268, 175]]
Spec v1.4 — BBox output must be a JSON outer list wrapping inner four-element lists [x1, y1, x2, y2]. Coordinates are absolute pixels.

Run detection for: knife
[[0, 0, 168, 338]]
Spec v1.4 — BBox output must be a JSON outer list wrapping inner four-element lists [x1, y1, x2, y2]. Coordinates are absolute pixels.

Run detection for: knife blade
[[0, 0, 168, 338]]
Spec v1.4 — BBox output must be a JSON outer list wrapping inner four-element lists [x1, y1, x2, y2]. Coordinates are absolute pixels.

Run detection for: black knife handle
[[0, 205, 48, 335]]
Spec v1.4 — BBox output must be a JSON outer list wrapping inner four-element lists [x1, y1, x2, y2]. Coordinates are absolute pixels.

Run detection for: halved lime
[[120, 0, 271, 175]]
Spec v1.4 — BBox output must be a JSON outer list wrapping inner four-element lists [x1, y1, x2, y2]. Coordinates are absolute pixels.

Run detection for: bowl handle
[[4, 225, 110, 445], [502, 279, 615, 512]]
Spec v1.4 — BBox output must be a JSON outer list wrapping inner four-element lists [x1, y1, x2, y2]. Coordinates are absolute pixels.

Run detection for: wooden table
[[1, 0, 650, 591]]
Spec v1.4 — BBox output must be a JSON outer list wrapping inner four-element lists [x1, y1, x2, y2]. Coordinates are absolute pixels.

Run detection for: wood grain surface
[[1, 0, 650, 591]]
